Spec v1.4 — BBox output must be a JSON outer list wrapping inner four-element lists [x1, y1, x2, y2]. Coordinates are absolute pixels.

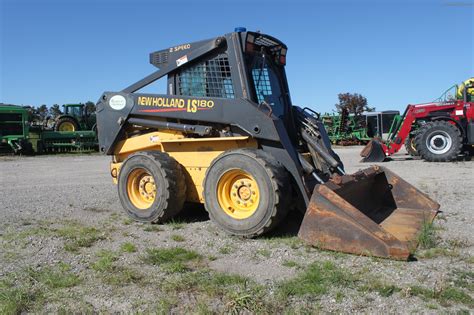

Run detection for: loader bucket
[[298, 166, 439, 260], [360, 138, 386, 162]]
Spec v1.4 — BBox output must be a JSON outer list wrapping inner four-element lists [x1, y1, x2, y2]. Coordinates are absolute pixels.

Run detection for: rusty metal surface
[[360, 139, 386, 162], [298, 166, 440, 260]]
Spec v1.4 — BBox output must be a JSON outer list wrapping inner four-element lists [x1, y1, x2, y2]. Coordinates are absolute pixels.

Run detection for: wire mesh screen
[[251, 67, 272, 104], [177, 55, 235, 98]]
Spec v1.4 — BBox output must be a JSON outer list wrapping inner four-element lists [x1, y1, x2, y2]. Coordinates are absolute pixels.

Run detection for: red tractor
[[361, 78, 474, 162]]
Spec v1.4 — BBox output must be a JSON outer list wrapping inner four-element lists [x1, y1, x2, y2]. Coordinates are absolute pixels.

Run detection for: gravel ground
[[0, 147, 472, 313]]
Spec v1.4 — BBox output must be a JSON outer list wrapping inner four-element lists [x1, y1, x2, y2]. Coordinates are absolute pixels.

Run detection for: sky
[[0, 0, 473, 113]]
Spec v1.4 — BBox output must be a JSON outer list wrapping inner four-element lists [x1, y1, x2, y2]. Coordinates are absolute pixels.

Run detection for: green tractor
[[54, 103, 96, 132]]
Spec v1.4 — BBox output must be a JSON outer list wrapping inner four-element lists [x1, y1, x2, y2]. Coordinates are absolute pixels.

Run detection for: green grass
[[264, 235, 302, 249], [143, 225, 164, 232], [0, 264, 81, 313], [171, 234, 185, 242], [409, 285, 474, 307], [417, 221, 438, 250], [278, 261, 356, 297], [27, 264, 81, 289], [120, 242, 137, 253], [162, 270, 271, 313], [218, 244, 234, 255], [255, 249, 271, 258], [359, 280, 400, 297], [56, 224, 105, 252], [417, 247, 459, 259], [91, 250, 143, 285], [91, 250, 118, 272], [450, 270, 474, 292], [166, 219, 185, 230], [281, 260, 299, 268], [143, 247, 201, 273]]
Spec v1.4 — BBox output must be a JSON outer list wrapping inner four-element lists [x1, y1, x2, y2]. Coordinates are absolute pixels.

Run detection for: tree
[[335, 93, 374, 116], [49, 104, 62, 118], [31, 104, 49, 122], [85, 101, 96, 115]]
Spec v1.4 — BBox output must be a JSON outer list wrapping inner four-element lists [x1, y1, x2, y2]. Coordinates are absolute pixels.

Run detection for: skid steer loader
[[96, 29, 439, 260]]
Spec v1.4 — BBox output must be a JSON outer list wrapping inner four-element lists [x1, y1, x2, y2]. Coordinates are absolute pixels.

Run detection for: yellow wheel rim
[[126, 168, 156, 209], [217, 169, 260, 220], [58, 122, 76, 132]]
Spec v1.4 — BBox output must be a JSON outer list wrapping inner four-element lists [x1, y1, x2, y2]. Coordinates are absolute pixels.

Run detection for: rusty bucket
[[360, 138, 387, 162], [298, 166, 439, 260]]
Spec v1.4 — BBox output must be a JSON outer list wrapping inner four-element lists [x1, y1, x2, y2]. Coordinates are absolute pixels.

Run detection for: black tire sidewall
[[118, 154, 169, 222], [204, 153, 276, 236], [417, 122, 461, 161]]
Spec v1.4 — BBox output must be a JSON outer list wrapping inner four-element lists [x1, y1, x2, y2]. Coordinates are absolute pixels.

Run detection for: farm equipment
[[54, 103, 96, 132], [0, 103, 98, 154], [96, 29, 439, 260], [322, 110, 400, 145], [361, 78, 474, 162]]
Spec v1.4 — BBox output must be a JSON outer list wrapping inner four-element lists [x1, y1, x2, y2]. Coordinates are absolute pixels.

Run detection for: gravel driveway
[[0, 147, 472, 313]]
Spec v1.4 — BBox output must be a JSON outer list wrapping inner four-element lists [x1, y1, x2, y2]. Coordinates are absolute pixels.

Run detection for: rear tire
[[203, 149, 290, 238], [118, 151, 186, 223], [55, 117, 79, 132], [405, 135, 418, 156], [414, 121, 462, 162]]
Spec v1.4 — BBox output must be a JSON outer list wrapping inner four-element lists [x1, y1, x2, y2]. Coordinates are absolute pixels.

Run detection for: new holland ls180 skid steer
[[96, 29, 439, 260]]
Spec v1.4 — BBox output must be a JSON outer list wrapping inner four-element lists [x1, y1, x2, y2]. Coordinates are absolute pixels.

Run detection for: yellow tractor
[[96, 29, 439, 260]]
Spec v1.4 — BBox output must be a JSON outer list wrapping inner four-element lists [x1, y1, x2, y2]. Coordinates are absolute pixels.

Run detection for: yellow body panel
[[456, 77, 474, 100], [111, 131, 258, 203]]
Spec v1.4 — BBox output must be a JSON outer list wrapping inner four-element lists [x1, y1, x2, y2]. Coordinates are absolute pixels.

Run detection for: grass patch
[[91, 250, 143, 285], [166, 219, 185, 230], [143, 247, 201, 272], [162, 270, 271, 313], [92, 250, 118, 272], [417, 221, 438, 249], [450, 269, 474, 292], [282, 260, 299, 268], [171, 234, 185, 242], [56, 224, 105, 252], [255, 249, 271, 258], [417, 247, 460, 259], [27, 264, 80, 289], [120, 242, 137, 253], [359, 280, 400, 297], [264, 235, 302, 249], [409, 285, 473, 307], [278, 261, 356, 297], [0, 263, 81, 313], [143, 225, 164, 232], [218, 244, 234, 255]]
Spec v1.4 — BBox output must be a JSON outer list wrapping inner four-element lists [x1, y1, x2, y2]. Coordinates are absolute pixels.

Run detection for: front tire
[[118, 151, 186, 223], [203, 149, 290, 238], [414, 121, 462, 162]]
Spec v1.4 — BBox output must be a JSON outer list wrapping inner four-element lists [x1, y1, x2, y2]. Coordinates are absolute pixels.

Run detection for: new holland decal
[[137, 96, 214, 113]]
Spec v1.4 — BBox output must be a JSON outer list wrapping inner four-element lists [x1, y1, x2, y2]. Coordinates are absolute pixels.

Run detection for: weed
[[418, 247, 459, 259], [56, 224, 105, 252], [102, 267, 143, 286], [143, 247, 201, 272], [409, 285, 473, 307], [359, 280, 400, 297], [278, 261, 356, 297], [0, 279, 38, 314], [417, 221, 438, 249], [208, 255, 217, 261], [167, 219, 185, 230], [120, 242, 137, 253], [219, 244, 234, 255], [27, 265, 80, 289], [171, 234, 185, 242], [450, 269, 474, 291], [144, 225, 164, 232], [264, 235, 302, 249], [282, 260, 299, 268], [256, 249, 271, 258], [122, 218, 134, 225], [92, 250, 118, 272]]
